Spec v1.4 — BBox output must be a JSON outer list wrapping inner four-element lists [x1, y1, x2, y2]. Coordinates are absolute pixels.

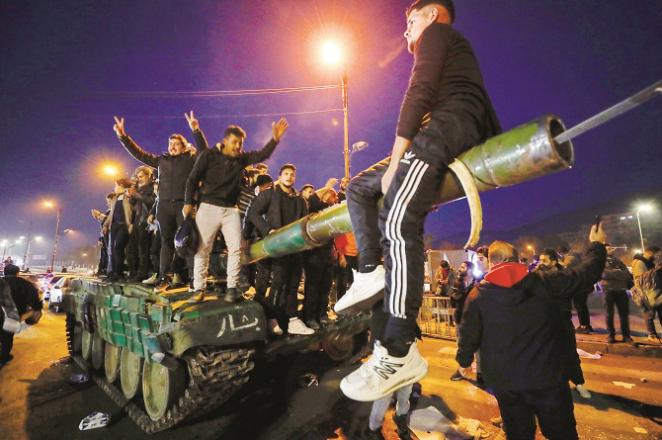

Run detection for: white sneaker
[[287, 317, 315, 335], [340, 341, 428, 402], [334, 265, 386, 314], [142, 273, 159, 285], [269, 319, 283, 336], [575, 384, 591, 399]]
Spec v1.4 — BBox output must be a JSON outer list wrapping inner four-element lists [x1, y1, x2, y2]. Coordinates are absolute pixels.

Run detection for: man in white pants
[[183, 116, 289, 302]]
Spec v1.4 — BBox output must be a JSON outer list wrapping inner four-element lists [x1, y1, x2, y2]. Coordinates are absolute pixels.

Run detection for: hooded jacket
[[456, 242, 606, 391]]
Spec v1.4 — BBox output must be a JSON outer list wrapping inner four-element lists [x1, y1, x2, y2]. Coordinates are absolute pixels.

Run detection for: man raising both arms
[[183, 117, 289, 303], [336, 0, 501, 401]]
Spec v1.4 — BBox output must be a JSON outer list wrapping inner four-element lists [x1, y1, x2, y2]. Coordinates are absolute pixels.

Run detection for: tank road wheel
[[142, 360, 185, 422], [81, 329, 93, 361], [120, 348, 143, 399], [91, 333, 105, 370], [321, 334, 355, 362], [104, 343, 121, 383]]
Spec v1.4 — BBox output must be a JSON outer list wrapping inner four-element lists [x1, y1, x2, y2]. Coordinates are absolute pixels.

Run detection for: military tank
[[63, 280, 369, 433]]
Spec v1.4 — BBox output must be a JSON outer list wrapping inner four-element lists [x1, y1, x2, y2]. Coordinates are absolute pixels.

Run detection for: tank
[[62, 279, 369, 433]]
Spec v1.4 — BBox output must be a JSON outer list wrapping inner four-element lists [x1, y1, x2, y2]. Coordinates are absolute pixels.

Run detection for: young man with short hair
[[247, 164, 313, 335], [114, 113, 204, 290], [184, 116, 289, 303], [336, 0, 501, 401]]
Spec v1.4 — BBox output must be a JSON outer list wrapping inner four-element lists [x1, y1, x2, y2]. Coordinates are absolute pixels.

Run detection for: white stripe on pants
[[194, 203, 241, 291], [385, 159, 429, 318]]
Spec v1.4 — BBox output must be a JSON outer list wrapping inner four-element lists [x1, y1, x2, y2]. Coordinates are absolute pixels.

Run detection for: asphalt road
[[1, 310, 661, 440]]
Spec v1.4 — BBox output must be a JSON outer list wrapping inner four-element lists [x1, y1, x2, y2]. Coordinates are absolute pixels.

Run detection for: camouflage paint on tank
[[65, 279, 267, 363], [242, 115, 573, 264]]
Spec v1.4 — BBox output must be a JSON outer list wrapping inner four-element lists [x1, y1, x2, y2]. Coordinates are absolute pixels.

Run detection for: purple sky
[[1, 0, 660, 256]]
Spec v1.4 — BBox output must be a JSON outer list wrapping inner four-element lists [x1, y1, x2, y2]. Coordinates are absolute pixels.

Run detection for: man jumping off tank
[[335, 0, 501, 401]]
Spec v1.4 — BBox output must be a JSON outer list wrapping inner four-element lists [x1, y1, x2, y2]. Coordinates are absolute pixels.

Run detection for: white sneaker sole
[[334, 286, 386, 314], [340, 360, 428, 402]]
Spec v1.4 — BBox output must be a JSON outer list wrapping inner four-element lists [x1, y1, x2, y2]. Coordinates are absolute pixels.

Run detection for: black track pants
[[346, 112, 481, 355]]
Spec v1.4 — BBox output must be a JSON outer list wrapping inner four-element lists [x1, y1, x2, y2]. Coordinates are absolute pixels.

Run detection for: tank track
[[65, 313, 77, 356], [73, 346, 255, 434]]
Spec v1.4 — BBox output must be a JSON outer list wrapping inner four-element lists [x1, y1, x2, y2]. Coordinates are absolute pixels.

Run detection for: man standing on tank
[[114, 112, 204, 290], [335, 0, 501, 401]]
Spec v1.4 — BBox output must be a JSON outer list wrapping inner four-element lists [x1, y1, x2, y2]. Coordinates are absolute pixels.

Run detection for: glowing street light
[[635, 202, 655, 252], [321, 41, 342, 66], [100, 161, 122, 178]]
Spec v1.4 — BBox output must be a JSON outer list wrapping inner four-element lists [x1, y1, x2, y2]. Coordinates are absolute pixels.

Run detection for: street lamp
[[43, 200, 62, 272], [99, 161, 122, 179], [635, 202, 654, 252], [321, 40, 350, 179]]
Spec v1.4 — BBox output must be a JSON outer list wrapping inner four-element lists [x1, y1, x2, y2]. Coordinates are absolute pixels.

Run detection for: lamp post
[[635, 203, 654, 252], [322, 41, 350, 179], [43, 200, 62, 272]]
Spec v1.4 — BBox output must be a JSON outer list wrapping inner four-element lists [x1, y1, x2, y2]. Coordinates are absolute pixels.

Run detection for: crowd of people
[[90, 111, 360, 336]]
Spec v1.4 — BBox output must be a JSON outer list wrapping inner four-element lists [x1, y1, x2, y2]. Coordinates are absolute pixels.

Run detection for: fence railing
[[417, 294, 457, 339]]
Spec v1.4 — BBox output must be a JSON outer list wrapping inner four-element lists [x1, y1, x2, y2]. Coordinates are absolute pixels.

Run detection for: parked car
[[48, 276, 77, 312]]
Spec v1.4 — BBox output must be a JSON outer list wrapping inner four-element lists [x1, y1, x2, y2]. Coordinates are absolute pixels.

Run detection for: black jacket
[[246, 186, 307, 238], [456, 242, 606, 391], [131, 182, 156, 225], [397, 23, 501, 143], [118, 134, 205, 202], [184, 129, 278, 207], [3, 276, 42, 315]]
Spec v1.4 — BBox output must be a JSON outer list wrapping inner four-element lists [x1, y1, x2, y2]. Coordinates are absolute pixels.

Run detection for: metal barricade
[[417, 294, 457, 339]]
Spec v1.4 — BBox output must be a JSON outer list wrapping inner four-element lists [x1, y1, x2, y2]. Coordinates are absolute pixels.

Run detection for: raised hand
[[185, 110, 199, 131], [272, 117, 289, 142], [324, 177, 339, 188], [113, 116, 126, 137], [589, 222, 607, 244]]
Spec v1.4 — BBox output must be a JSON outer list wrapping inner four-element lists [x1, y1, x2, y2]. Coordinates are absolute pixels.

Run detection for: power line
[[84, 108, 343, 120], [100, 84, 340, 98]]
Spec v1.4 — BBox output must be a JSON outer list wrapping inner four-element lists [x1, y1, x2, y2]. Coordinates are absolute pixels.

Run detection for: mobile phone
[[594, 215, 602, 231]]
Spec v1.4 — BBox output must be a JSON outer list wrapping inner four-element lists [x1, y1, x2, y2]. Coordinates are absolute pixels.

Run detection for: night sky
[[1, 0, 660, 257]]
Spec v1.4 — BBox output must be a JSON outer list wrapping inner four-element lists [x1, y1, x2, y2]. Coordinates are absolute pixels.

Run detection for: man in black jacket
[[455, 225, 607, 439], [600, 247, 633, 344], [183, 117, 288, 303], [338, 0, 501, 402], [248, 164, 313, 335], [1, 264, 43, 366], [114, 113, 204, 289]]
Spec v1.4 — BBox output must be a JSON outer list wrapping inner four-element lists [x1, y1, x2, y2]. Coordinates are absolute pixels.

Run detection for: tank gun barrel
[[243, 114, 573, 264]]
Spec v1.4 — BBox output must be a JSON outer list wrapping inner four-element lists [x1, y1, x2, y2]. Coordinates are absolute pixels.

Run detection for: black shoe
[[0, 354, 14, 366], [224, 287, 241, 303], [450, 370, 464, 381], [319, 316, 330, 326], [575, 325, 592, 334], [305, 319, 321, 330], [607, 335, 616, 344], [393, 414, 411, 439], [622, 336, 634, 343], [130, 273, 147, 283]]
